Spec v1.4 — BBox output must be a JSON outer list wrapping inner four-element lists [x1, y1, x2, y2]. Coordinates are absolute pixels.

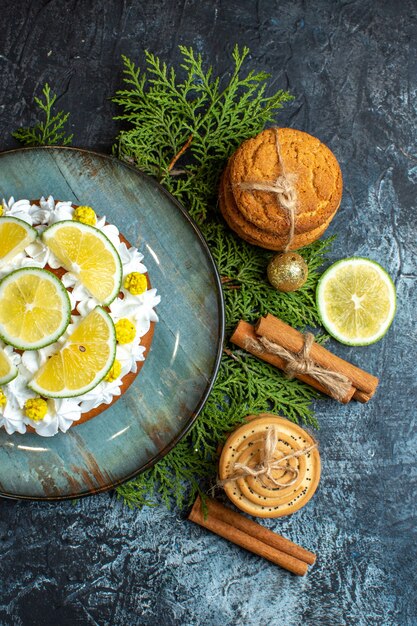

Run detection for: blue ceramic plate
[[0, 147, 224, 500]]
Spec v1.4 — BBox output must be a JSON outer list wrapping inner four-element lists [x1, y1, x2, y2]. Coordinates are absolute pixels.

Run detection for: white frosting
[[0, 197, 160, 437]]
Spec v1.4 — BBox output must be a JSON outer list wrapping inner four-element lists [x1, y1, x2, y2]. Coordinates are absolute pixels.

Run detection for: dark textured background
[[0, 1, 416, 624]]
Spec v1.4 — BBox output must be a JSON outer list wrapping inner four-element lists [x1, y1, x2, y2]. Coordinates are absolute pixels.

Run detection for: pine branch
[[112, 46, 334, 510], [12, 83, 73, 146], [113, 44, 293, 223]]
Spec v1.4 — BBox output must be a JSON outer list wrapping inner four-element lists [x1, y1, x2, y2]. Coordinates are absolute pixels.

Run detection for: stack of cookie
[[219, 128, 343, 251]]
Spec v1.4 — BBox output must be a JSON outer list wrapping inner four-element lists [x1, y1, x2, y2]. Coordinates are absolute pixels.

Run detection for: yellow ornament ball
[[267, 252, 308, 292]]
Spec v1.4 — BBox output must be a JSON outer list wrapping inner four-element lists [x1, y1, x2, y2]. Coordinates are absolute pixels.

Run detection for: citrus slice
[[29, 307, 116, 398], [42, 221, 122, 305], [0, 268, 71, 350], [0, 347, 18, 385], [0, 216, 37, 267], [317, 257, 396, 345]]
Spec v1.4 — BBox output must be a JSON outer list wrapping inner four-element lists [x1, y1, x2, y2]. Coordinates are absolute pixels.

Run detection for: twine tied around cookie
[[244, 333, 352, 402], [218, 426, 317, 490], [237, 128, 298, 251]]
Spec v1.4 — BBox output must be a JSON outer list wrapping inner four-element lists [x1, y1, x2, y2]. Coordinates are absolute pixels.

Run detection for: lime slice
[[28, 307, 116, 398], [0, 347, 18, 385], [42, 221, 122, 305], [0, 216, 37, 267], [317, 257, 396, 345], [0, 268, 71, 350]]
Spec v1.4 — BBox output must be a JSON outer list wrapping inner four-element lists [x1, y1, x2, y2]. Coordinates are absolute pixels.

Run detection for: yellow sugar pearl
[[0, 388, 6, 410], [104, 359, 122, 382], [0, 206, 3, 217], [24, 398, 48, 421], [73, 205, 97, 226], [124, 272, 147, 296], [115, 319, 136, 344]]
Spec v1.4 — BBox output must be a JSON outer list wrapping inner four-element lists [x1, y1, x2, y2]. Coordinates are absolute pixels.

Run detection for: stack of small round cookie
[[219, 127, 343, 251]]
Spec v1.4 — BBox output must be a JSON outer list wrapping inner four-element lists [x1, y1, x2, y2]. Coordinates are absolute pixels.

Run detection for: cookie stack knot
[[219, 127, 343, 251]]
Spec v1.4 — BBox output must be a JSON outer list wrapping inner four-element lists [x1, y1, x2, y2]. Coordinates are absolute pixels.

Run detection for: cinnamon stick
[[188, 496, 309, 576], [202, 496, 316, 565], [256, 314, 379, 400], [230, 320, 355, 403], [352, 389, 372, 403]]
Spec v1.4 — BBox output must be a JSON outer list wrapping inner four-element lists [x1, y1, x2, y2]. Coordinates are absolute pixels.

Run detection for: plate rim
[[0, 145, 225, 501]]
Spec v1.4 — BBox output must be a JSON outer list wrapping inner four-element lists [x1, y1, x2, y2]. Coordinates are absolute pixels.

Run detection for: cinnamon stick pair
[[188, 495, 315, 576], [230, 314, 379, 403]]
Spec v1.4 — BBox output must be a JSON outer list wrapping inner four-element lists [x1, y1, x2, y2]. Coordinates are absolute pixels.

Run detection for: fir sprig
[[13, 83, 73, 146], [117, 353, 320, 510], [113, 45, 293, 222], [204, 220, 335, 333], [112, 47, 333, 509]]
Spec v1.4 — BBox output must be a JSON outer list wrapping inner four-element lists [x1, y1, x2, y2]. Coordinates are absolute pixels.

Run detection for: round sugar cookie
[[219, 414, 321, 518], [220, 162, 337, 251], [229, 127, 342, 236]]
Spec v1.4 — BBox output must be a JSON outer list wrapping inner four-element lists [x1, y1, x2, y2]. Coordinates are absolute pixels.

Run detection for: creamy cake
[[0, 196, 160, 437]]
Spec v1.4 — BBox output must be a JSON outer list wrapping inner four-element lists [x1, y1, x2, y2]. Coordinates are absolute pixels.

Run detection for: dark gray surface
[[0, 1, 416, 624]]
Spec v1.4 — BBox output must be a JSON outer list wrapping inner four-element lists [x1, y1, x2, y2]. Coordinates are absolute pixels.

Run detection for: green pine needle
[[13, 83, 73, 146], [112, 46, 333, 510], [113, 45, 293, 223]]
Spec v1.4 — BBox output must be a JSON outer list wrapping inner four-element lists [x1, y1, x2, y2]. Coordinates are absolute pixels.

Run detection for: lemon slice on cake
[[0, 216, 37, 267], [42, 221, 122, 305], [0, 268, 71, 350], [317, 257, 396, 345], [29, 307, 116, 398], [0, 347, 18, 385]]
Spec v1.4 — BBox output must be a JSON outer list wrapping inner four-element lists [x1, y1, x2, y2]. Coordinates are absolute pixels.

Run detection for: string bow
[[219, 427, 316, 490], [257, 333, 352, 402], [237, 128, 298, 251]]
